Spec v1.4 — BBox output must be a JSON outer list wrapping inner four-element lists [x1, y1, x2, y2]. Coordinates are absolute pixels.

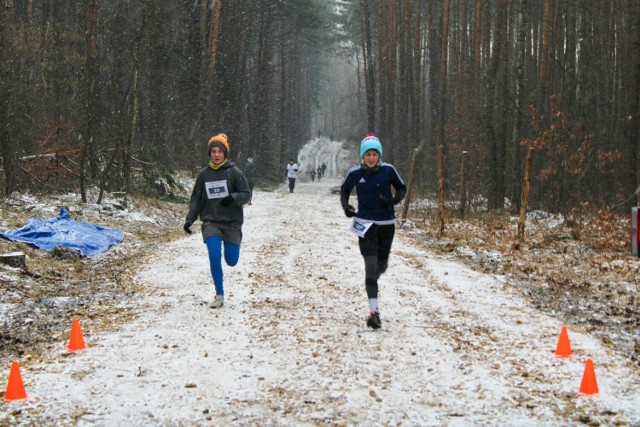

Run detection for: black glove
[[183, 221, 192, 234], [344, 205, 356, 218], [380, 195, 394, 208], [220, 195, 234, 207]]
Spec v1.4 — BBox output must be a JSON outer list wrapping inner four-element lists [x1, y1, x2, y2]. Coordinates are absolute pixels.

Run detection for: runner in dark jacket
[[244, 157, 257, 204], [340, 133, 406, 329]]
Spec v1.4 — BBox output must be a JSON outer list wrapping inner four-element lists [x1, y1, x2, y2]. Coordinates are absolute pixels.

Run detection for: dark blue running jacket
[[340, 163, 407, 224]]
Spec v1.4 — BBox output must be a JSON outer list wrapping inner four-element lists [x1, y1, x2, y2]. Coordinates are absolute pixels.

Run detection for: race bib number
[[348, 218, 373, 238], [205, 180, 229, 199]]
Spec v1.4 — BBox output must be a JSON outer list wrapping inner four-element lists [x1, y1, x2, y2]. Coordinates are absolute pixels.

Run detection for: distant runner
[[287, 159, 299, 193]]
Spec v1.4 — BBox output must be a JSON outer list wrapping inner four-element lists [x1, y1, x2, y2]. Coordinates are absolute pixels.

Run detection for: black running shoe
[[366, 311, 381, 329]]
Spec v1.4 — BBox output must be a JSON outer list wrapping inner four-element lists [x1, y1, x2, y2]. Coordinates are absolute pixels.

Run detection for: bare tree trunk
[[438, 145, 445, 237], [360, 0, 376, 132], [199, 0, 209, 77], [411, 2, 422, 155], [485, 0, 507, 209], [458, 151, 468, 219], [255, 4, 274, 163], [456, 0, 467, 114], [80, 0, 100, 203], [438, 0, 450, 155], [538, 0, 552, 109], [123, 66, 140, 206], [518, 147, 534, 241], [209, 0, 222, 73], [123, 1, 153, 205], [401, 148, 419, 220], [622, 0, 640, 208], [510, 0, 527, 213], [105, 3, 124, 190], [0, 4, 18, 195], [377, 1, 395, 141]]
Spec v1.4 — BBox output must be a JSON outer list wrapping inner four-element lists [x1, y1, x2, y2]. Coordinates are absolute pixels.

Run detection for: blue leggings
[[205, 236, 240, 296]]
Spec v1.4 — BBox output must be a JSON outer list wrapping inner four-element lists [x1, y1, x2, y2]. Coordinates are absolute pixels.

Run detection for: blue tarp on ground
[[0, 207, 124, 257]]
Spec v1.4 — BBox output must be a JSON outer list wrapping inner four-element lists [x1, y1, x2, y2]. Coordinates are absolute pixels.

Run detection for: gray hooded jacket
[[186, 161, 251, 231]]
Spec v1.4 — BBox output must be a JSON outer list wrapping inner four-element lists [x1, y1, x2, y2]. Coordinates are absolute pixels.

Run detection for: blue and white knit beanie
[[359, 133, 383, 159]]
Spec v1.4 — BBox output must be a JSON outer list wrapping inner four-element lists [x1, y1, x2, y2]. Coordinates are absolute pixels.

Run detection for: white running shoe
[[209, 295, 224, 308]]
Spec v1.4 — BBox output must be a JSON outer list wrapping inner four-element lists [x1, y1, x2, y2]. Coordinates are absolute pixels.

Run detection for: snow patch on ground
[[296, 137, 357, 181]]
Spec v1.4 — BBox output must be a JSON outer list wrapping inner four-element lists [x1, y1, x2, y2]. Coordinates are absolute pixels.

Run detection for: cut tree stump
[[0, 252, 27, 269]]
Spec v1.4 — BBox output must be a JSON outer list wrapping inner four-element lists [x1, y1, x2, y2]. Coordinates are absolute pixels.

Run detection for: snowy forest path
[[3, 180, 639, 426]]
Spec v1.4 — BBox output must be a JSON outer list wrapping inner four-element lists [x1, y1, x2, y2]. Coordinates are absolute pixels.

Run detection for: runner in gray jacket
[[184, 133, 251, 308]]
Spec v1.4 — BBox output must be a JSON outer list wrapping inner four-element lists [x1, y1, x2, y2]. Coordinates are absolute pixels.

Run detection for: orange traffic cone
[[555, 325, 573, 358], [579, 357, 599, 395], [4, 360, 28, 402], [67, 318, 87, 352]]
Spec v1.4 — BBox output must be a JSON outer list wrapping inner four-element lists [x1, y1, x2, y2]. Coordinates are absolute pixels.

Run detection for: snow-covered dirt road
[[2, 180, 639, 426]]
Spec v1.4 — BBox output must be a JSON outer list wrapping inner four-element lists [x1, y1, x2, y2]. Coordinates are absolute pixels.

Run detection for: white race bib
[[205, 180, 229, 199], [348, 218, 373, 238]]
